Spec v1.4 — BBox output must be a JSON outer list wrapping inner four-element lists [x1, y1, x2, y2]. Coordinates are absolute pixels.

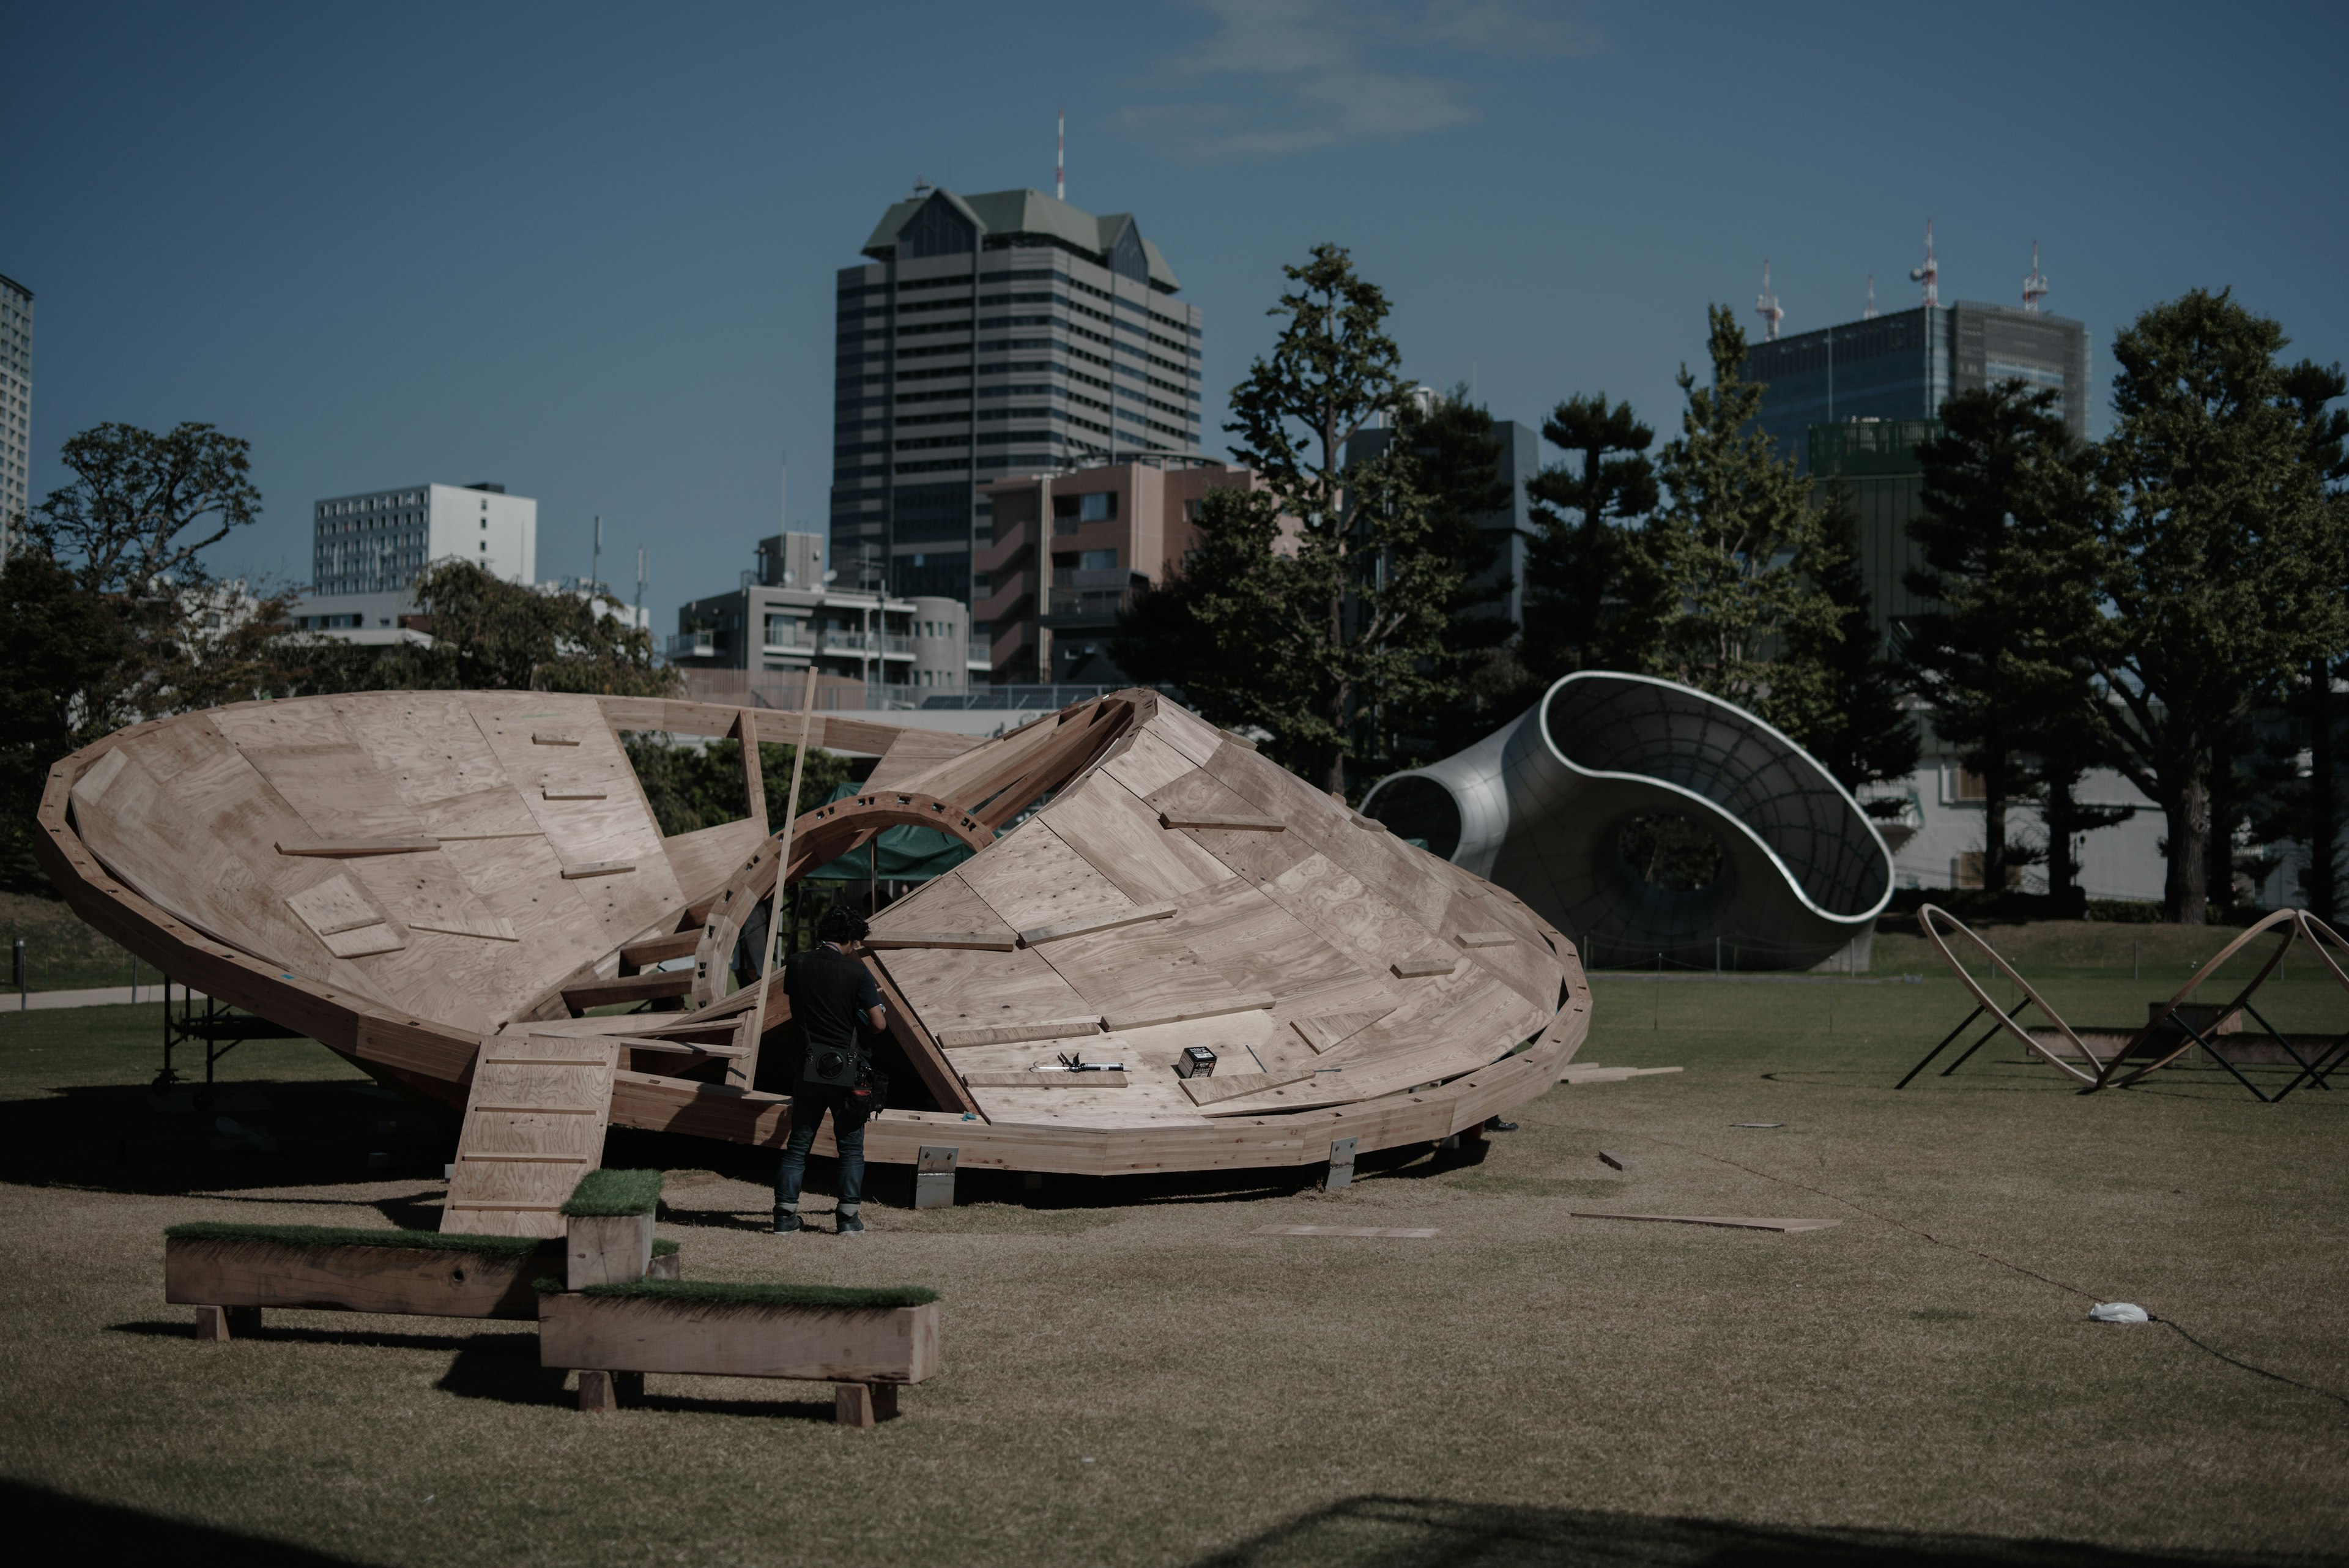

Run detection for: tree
[[290, 559, 679, 697], [2091, 289, 2348, 923], [1116, 244, 1461, 794], [1523, 393, 1665, 681], [1392, 386, 1519, 759], [1647, 307, 1832, 717], [1906, 382, 2107, 899], [625, 736, 852, 838], [26, 421, 295, 726], [1773, 481, 1918, 805], [0, 549, 136, 885]]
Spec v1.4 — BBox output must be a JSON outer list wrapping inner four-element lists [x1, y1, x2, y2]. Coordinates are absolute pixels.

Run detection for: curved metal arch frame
[[689, 791, 992, 1007], [1909, 903, 2349, 1099]]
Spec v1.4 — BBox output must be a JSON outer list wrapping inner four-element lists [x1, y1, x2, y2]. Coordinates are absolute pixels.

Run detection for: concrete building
[[1, 271, 31, 557], [830, 184, 1206, 641], [312, 481, 536, 596], [670, 530, 988, 701], [1746, 301, 2091, 469], [977, 458, 1267, 685]]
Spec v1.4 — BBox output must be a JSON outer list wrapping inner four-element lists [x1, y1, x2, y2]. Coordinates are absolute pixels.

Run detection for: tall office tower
[[1745, 300, 2091, 467], [0, 272, 32, 559], [311, 481, 537, 596], [831, 185, 1205, 617]]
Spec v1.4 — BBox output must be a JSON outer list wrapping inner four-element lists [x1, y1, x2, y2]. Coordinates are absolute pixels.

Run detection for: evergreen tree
[[1906, 382, 2106, 899], [1115, 245, 1461, 795], [1394, 386, 1520, 757], [1649, 307, 1831, 718], [1523, 393, 1664, 681], [2091, 289, 2348, 923], [1773, 481, 1918, 804]]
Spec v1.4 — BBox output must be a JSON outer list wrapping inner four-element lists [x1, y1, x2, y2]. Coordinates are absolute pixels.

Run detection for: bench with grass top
[[165, 1168, 681, 1340], [537, 1278, 942, 1425]]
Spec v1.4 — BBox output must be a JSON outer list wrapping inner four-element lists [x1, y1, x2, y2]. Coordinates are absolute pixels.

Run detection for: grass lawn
[[0, 889, 139, 993], [0, 968, 2344, 1567]]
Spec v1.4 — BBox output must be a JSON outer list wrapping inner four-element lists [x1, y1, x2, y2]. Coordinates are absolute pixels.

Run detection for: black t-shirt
[[784, 945, 883, 1055]]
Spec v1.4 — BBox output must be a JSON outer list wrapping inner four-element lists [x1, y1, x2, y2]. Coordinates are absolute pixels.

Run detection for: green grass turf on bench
[[561, 1167, 666, 1217], [536, 1277, 937, 1310], [166, 1223, 678, 1258]]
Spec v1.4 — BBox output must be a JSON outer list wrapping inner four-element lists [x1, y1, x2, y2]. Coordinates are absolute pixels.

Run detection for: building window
[[1079, 548, 1118, 571], [1952, 766, 1987, 802]]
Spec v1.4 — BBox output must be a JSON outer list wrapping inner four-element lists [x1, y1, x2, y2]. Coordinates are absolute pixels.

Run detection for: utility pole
[[590, 515, 602, 598], [635, 546, 647, 628]]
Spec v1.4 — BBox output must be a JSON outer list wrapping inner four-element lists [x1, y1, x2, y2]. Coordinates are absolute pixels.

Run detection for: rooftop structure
[[0, 271, 31, 557], [312, 482, 536, 596], [829, 184, 1205, 631]]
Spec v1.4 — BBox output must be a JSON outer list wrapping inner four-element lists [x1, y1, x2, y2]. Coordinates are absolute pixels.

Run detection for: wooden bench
[[166, 1169, 681, 1339], [537, 1280, 941, 1425]]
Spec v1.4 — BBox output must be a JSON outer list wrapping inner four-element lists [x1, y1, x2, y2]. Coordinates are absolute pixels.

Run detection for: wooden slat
[[1290, 1007, 1396, 1053], [1019, 902, 1176, 946], [560, 860, 636, 879], [1569, 1213, 1841, 1233], [1392, 955, 1458, 978], [286, 873, 388, 937], [561, 970, 695, 1011], [963, 1070, 1129, 1088], [1179, 1068, 1313, 1105], [1159, 812, 1284, 832], [1102, 990, 1274, 1032], [443, 1033, 620, 1237], [532, 732, 581, 746], [1457, 931, 1515, 948], [276, 838, 440, 857], [863, 956, 983, 1116], [863, 932, 1019, 952], [619, 931, 701, 968], [1044, 775, 1233, 904], [934, 1016, 1102, 1049]]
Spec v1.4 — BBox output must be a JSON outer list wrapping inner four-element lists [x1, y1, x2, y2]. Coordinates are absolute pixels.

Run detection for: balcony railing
[[968, 638, 993, 664], [667, 630, 718, 659], [1046, 587, 1135, 619]]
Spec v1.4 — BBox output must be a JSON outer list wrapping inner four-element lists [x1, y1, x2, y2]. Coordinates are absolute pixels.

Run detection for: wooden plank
[[620, 930, 701, 968], [661, 817, 765, 907], [1159, 812, 1284, 832], [1019, 902, 1175, 946], [164, 1236, 541, 1318], [327, 693, 542, 841], [533, 732, 581, 746], [863, 932, 1019, 952], [347, 852, 519, 942], [1392, 955, 1458, 978], [322, 923, 407, 959], [1102, 990, 1274, 1032], [1099, 726, 1202, 798], [286, 873, 388, 938], [236, 741, 437, 844], [963, 1070, 1129, 1088], [1148, 876, 1392, 1027], [1255, 852, 1444, 978], [1253, 1225, 1438, 1239], [866, 726, 982, 790], [444, 1033, 619, 1237], [866, 870, 1017, 946], [1180, 1068, 1313, 1105], [875, 933, 1097, 1044], [1569, 1213, 1842, 1233], [543, 784, 609, 801], [276, 838, 441, 857], [1560, 1065, 1685, 1083], [933, 1016, 1102, 1049], [561, 860, 636, 879], [1457, 931, 1515, 948], [536, 1294, 940, 1384], [562, 971, 696, 1011], [1290, 1007, 1396, 1053]]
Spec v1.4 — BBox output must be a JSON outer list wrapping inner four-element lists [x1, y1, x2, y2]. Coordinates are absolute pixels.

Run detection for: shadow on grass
[[1194, 1496, 2347, 1568], [108, 1320, 530, 1354], [0, 1479, 361, 1566], [0, 1080, 458, 1197]]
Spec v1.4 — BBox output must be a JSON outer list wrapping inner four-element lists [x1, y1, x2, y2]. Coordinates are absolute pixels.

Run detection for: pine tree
[[1523, 393, 1664, 682], [1114, 245, 1461, 795], [2091, 289, 2349, 923], [1648, 307, 1830, 718], [1774, 481, 1918, 803]]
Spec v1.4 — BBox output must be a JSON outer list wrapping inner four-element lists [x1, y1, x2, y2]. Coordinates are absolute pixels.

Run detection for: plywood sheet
[[1256, 853, 1451, 980], [662, 817, 765, 905], [1148, 704, 1229, 768], [346, 850, 516, 942], [328, 693, 543, 839], [1043, 774, 1233, 905], [1030, 919, 1261, 1031], [445, 1032, 620, 1238], [236, 742, 436, 844], [866, 726, 982, 790], [1100, 727, 1202, 799], [285, 872, 387, 938], [1154, 877, 1397, 1025], [960, 819, 1136, 935], [878, 942, 1098, 1041], [867, 869, 1018, 945]]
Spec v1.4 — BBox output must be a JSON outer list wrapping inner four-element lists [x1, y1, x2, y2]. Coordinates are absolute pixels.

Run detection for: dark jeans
[[773, 1085, 867, 1215]]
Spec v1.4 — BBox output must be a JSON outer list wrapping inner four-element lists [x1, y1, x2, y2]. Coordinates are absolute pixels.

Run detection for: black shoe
[[837, 1214, 866, 1235], [1485, 1117, 1519, 1132], [771, 1209, 802, 1233]]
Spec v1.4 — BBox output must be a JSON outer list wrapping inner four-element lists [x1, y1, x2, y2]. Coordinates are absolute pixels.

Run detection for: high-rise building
[[1746, 300, 2091, 467], [1, 271, 32, 558], [830, 185, 1205, 631], [311, 481, 536, 596]]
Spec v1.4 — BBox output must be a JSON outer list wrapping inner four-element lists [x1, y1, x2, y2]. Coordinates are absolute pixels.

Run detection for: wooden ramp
[[442, 1032, 622, 1236]]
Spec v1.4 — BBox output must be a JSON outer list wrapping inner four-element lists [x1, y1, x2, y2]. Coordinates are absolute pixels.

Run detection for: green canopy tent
[[796, 782, 985, 885]]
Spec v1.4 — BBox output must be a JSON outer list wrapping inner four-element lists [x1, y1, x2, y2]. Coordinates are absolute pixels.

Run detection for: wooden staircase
[[442, 1032, 623, 1236]]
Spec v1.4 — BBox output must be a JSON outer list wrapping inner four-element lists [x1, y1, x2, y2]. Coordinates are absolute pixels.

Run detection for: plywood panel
[[1100, 727, 1201, 798], [867, 869, 1017, 945], [328, 693, 543, 839], [286, 872, 386, 938], [959, 820, 1136, 935], [1257, 853, 1453, 979], [662, 817, 766, 905], [1030, 920, 1261, 1030], [1043, 775, 1233, 905], [445, 1033, 618, 1238], [867, 727, 982, 790], [1154, 877, 1397, 1025], [346, 851, 516, 942], [877, 942, 1097, 1041], [236, 742, 436, 843], [1148, 705, 1229, 768]]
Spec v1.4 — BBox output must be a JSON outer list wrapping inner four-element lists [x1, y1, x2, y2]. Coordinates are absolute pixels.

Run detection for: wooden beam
[[963, 1070, 1129, 1088], [1159, 812, 1284, 832], [933, 1016, 1102, 1049], [560, 860, 637, 879], [863, 932, 1019, 953], [275, 837, 440, 857], [1019, 902, 1175, 947], [561, 971, 695, 1013], [619, 931, 701, 970]]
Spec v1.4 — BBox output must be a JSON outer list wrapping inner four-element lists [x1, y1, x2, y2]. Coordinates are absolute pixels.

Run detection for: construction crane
[[1909, 220, 1939, 308], [1754, 261, 1784, 341], [2023, 240, 2050, 312]]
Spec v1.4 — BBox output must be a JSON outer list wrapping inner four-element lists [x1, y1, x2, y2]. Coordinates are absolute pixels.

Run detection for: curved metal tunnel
[[1362, 672, 1892, 971]]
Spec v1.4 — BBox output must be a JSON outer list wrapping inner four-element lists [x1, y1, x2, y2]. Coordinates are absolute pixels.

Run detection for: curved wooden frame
[[33, 689, 1592, 1180], [1911, 902, 2345, 1098]]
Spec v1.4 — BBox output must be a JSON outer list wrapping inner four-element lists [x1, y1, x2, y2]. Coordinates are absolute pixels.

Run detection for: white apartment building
[[1, 272, 31, 555], [311, 481, 536, 596]]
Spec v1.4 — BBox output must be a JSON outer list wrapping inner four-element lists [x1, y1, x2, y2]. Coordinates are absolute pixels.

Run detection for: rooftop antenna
[[1056, 106, 1065, 201], [1909, 220, 1939, 308], [590, 515, 601, 596], [1754, 260, 1784, 341], [1863, 274, 1879, 320], [2023, 239, 2050, 312], [634, 546, 646, 624]]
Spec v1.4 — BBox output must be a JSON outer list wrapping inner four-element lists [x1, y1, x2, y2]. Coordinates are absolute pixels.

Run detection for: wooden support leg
[[578, 1369, 620, 1413], [835, 1382, 878, 1426]]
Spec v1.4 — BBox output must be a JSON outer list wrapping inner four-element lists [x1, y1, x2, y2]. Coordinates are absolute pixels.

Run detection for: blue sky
[[7, 1, 2344, 629]]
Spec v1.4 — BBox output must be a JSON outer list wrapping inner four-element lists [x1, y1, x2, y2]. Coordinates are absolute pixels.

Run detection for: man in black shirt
[[773, 905, 886, 1235]]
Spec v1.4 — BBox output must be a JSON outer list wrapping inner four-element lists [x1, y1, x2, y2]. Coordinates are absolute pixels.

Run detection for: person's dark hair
[[817, 906, 870, 946]]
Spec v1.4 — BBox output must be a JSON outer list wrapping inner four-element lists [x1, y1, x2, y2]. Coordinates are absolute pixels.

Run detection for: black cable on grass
[[1615, 1129, 2349, 1412]]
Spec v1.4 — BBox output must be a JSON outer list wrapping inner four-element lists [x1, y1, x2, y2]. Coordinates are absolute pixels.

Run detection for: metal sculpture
[[1901, 903, 2349, 1100], [1361, 672, 1893, 972]]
